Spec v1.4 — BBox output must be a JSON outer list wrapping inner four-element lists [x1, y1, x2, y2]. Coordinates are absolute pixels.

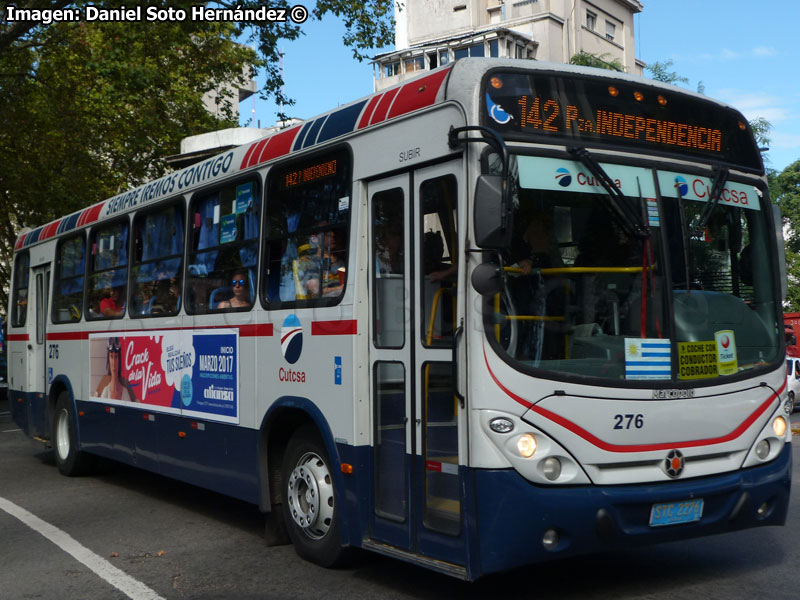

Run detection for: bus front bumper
[[472, 442, 791, 577]]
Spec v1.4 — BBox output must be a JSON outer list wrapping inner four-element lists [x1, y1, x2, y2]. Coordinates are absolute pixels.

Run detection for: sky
[[241, 0, 800, 173]]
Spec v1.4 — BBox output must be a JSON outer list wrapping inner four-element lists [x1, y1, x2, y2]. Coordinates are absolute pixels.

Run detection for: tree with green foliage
[[645, 59, 689, 86], [0, 0, 395, 312], [773, 161, 800, 310], [569, 51, 623, 71]]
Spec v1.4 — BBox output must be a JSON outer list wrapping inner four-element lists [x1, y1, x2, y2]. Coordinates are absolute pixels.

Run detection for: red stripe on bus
[[483, 342, 783, 453], [239, 323, 274, 337], [7, 334, 29, 341], [15, 233, 27, 251], [240, 140, 260, 169], [244, 138, 269, 169], [41, 219, 62, 241], [369, 87, 401, 126], [47, 331, 89, 340], [386, 67, 451, 120], [357, 94, 382, 129], [77, 202, 105, 227], [257, 126, 301, 164], [311, 320, 357, 335]]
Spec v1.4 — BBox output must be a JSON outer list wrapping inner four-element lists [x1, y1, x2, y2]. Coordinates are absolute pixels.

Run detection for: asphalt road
[[2, 397, 800, 600]]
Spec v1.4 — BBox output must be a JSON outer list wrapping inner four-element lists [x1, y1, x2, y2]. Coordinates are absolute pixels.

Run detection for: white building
[[373, 0, 644, 91]]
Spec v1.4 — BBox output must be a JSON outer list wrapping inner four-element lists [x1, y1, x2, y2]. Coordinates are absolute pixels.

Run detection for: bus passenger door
[[368, 161, 465, 564], [29, 264, 51, 437], [369, 175, 413, 550]]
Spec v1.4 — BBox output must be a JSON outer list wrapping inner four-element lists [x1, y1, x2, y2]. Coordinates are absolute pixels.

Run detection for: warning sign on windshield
[[678, 341, 719, 380]]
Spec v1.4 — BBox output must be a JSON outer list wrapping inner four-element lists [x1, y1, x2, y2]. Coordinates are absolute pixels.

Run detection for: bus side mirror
[[471, 262, 503, 295], [474, 175, 512, 248]]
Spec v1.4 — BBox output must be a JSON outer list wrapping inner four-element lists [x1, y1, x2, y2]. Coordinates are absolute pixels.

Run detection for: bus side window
[[53, 234, 85, 323], [11, 251, 30, 327], [131, 202, 184, 317], [264, 150, 351, 308], [87, 220, 129, 320], [186, 180, 259, 314]]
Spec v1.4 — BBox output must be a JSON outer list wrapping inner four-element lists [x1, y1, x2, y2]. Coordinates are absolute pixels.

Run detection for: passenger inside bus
[[100, 286, 125, 318], [216, 271, 252, 309], [320, 229, 346, 297]]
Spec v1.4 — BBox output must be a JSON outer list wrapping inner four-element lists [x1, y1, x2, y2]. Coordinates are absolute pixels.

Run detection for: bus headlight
[[773, 416, 787, 437], [517, 433, 537, 458]]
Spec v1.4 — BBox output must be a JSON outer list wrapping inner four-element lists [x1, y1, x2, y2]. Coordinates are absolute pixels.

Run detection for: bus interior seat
[[209, 286, 233, 308]]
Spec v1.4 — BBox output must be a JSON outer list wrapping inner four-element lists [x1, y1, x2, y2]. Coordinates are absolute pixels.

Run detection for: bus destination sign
[[282, 158, 338, 190], [482, 71, 761, 169]]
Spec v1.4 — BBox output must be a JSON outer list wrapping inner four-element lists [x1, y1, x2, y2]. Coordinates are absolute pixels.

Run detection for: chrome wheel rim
[[286, 452, 334, 540], [55, 408, 70, 462]]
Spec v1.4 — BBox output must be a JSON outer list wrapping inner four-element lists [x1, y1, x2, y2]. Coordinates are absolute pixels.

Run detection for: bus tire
[[52, 392, 90, 476], [281, 425, 350, 567]]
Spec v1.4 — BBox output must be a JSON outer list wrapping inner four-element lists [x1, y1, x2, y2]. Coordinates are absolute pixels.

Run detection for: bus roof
[[14, 62, 456, 252], [14, 58, 751, 252]]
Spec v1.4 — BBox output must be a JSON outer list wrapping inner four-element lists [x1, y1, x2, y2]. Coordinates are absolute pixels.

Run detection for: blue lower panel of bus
[[471, 443, 791, 578], [9, 390, 49, 439], [75, 399, 261, 505]]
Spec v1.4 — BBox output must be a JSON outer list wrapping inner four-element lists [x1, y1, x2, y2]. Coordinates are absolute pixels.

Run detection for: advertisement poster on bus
[[89, 330, 238, 424]]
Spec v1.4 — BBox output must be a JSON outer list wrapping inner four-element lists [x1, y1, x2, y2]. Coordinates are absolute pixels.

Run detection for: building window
[[384, 62, 400, 78], [439, 49, 450, 65], [586, 10, 596, 31], [606, 21, 616, 41], [404, 56, 424, 73], [455, 42, 485, 60], [489, 39, 499, 57]]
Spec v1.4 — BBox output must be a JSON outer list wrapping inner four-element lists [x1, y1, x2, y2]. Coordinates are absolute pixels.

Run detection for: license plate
[[649, 499, 704, 527]]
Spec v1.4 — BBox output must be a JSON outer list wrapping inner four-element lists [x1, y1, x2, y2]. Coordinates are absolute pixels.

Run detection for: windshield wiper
[[690, 166, 730, 236], [674, 166, 730, 291], [568, 147, 650, 239]]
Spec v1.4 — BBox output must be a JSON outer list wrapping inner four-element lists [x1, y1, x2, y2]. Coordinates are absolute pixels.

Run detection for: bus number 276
[[614, 414, 644, 430]]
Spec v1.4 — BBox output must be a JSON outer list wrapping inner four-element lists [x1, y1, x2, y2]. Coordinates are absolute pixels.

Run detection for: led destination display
[[483, 71, 762, 169]]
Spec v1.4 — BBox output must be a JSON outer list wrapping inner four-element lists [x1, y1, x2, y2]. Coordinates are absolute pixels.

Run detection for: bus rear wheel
[[281, 425, 349, 567], [52, 392, 89, 476]]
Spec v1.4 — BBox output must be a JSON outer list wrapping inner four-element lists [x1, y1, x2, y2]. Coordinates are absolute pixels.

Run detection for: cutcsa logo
[[673, 176, 689, 198], [555, 167, 572, 187], [280, 314, 303, 364]]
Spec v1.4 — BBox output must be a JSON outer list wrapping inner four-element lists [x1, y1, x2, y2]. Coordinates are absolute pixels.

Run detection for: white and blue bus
[[8, 58, 790, 580]]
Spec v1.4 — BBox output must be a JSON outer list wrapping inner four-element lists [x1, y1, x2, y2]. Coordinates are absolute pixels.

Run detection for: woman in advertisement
[[95, 337, 136, 402]]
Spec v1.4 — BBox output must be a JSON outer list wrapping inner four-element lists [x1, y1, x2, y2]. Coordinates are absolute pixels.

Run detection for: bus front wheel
[[52, 392, 89, 476], [281, 425, 349, 567]]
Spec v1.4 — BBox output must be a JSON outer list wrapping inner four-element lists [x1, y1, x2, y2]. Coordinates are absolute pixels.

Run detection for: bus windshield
[[486, 154, 780, 383]]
